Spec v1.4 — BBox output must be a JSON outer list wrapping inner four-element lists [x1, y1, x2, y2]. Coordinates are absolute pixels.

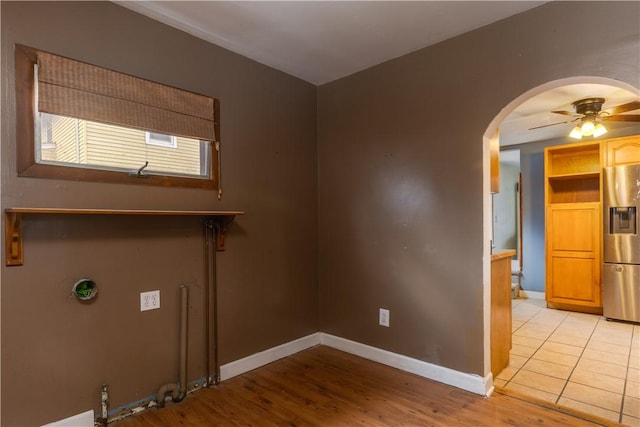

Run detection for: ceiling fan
[[530, 97, 640, 139]]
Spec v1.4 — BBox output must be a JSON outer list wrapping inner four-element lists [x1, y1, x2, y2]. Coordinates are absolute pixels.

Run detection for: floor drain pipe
[[156, 285, 189, 408], [96, 384, 109, 426]]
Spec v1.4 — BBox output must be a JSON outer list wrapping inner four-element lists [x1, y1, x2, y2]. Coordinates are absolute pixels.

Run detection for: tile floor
[[494, 298, 640, 426]]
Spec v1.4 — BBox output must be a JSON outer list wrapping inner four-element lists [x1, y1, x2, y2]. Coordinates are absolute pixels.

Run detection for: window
[[36, 113, 209, 178], [146, 132, 177, 149], [39, 113, 55, 149], [15, 44, 221, 194]]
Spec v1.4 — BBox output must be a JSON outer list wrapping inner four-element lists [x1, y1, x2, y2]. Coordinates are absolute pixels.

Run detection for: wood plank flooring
[[112, 346, 614, 426]]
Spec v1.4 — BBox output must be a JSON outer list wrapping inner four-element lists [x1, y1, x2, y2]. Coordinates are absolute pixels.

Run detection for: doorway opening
[[492, 148, 521, 297], [482, 76, 640, 386]]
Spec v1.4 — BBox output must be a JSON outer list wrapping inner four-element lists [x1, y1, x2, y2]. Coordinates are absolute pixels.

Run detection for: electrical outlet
[[379, 308, 390, 327], [140, 290, 160, 311]]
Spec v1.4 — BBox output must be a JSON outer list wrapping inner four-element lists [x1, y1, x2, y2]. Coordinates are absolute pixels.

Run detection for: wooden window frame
[[14, 44, 221, 191]]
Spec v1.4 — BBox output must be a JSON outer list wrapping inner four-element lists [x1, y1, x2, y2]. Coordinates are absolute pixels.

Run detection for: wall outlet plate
[[140, 290, 160, 311], [379, 308, 390, 327]]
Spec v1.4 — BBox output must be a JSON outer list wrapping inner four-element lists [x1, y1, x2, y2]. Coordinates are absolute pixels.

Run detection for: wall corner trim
[[320, 333, 492, 396], [220, 333, 321, 381]]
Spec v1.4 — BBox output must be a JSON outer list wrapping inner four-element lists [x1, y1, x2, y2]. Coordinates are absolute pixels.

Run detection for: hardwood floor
[[112, 346, 612, 426]]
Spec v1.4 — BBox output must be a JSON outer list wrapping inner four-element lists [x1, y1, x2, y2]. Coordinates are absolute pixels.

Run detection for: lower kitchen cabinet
[[545, 203, 602, 312]]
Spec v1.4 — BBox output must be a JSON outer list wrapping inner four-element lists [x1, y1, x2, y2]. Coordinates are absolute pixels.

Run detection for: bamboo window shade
[[36, 51, 217, 142]]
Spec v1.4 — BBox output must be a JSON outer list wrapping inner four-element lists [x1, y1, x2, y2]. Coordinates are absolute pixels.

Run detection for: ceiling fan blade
[[528, 120, 573, 130], [550, 110, 576, 116], [604, 100, 640, 115], [602, 114, 640, 122]]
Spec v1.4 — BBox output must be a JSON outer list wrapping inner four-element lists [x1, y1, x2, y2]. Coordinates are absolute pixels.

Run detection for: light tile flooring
[[495, 298, 640, 426]]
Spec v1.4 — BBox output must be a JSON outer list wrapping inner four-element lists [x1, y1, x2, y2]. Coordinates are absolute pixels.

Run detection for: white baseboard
[[219, 332, 492, 397], [319, 333, 492, 396], [220, 332, 321, 381], [519, 290, 545, 300], [41, 410, 94, 427]]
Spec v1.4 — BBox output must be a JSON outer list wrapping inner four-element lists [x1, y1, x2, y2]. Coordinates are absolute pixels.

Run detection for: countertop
[[491, 249, 516, 261]]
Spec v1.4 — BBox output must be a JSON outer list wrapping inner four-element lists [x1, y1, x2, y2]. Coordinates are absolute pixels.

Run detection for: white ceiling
[[116, 1, 546, 85], [501, 84, 640, 146], [116, 1, 639, 145]]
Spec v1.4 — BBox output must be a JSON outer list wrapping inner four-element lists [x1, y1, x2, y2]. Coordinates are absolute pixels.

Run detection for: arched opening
[[482, 76, 640, 392]]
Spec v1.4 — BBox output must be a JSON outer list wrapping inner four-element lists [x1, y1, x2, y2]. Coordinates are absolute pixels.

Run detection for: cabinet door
[[546, 204, 601, 307], [604, 135, 640, 167]]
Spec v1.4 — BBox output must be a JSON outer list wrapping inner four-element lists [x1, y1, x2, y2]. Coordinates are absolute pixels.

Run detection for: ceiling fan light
[[569, 126, 583, 139], [580, 120, 595, 136], [593, 123, 607, 138]]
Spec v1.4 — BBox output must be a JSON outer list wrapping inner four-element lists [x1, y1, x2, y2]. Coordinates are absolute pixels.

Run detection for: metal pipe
[[179, 285, 188, 396], [156, 383, 179, 408], [204, 221, 211, 386], [211, 223, 219, 385], [156, 285, 189, 407], [204, 220, 219, 386], [97, 384, 109, 426]]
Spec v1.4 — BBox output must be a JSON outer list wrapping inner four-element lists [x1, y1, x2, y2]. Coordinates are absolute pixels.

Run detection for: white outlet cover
[[379, 308, 390, 327], [140, 290, 160, 311]]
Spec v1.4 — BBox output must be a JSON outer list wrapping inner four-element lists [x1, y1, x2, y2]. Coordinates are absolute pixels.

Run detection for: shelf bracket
[[211, 215, 236, 251], [5, 212, 24, 266]]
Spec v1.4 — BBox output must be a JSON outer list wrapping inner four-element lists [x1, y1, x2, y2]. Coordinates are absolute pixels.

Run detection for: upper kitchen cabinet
[[545, 142, 601, 204], [545, 141, 602, 313], [603, 135, 640, 167]]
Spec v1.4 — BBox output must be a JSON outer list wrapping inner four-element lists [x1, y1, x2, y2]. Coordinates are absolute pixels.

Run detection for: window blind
[[14, 44, 221, 191], [36, 50, 217, 142]]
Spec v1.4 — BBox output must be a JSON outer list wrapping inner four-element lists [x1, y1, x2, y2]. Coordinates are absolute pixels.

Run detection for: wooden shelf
[[547, 171, 600, 181], [547, 175, 600, 204], [546, 201, 600, 208], [546, 142, 600, 176], [5, 207, 244, 216], [4, 208, 244, 266]]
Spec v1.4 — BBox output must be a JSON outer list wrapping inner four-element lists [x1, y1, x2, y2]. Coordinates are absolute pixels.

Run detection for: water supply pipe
[[204, 220, 219, 386], [156, 285, 189, 408], [96, 383, 109, 426]]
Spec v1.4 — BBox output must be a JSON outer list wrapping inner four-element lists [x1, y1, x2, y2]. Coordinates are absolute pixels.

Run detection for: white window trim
[[145, 131, 177, 148]]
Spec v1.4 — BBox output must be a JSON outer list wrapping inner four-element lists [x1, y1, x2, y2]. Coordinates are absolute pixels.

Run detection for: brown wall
[[1, 2, 318, 426], [1, 1, 639, 426], [318, 1, 639, 375]]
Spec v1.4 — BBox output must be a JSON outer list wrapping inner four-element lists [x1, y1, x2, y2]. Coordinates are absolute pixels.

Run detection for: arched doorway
[[482, 76, 640, 387]]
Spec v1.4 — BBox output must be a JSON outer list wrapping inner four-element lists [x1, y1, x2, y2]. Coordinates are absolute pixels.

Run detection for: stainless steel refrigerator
[[603, 164, 640, 323]]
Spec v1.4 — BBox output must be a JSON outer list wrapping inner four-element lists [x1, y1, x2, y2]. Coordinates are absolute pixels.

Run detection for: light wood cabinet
[[544, 142, 602, 313], [603, 135, 640, 167], [490, 132, 500, 193], [544, 135, 638, 313], [491, 250, 515, 378], [546, 203, 601, 308]]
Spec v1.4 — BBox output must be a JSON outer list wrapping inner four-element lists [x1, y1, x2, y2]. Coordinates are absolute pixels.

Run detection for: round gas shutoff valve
[[72, 279, 98, 301]]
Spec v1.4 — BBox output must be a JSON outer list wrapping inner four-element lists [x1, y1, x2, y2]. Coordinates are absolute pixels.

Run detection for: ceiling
[[116, 1, 546, 85], [501, 84, 640, 146], [116, 1, 639, 146]]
